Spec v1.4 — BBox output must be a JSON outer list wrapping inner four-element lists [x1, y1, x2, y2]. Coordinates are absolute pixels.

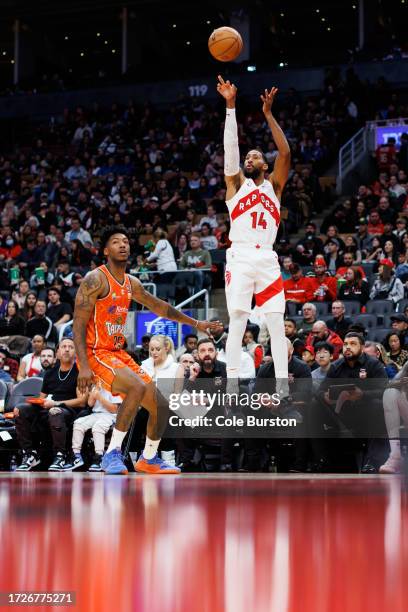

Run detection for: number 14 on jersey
[[250, 211, 267, 229]]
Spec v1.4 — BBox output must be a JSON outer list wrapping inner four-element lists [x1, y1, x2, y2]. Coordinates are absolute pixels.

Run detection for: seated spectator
[[175, 333, 198, 359], [367, 210, 385, 236], [178, 351, 196, 374], [365, 236, 385, 263], [369, 260, 404, 304], [25, 299, 57, 342], [356, 219, 373, 258], [384, 331, 408, 369], [308, 257, 337, 303], [338, 267, 369, 307], [38, 346, 57, 377], [141, 335, 184, 388], [343, 235, 362, 264], [297, 302, 318, 341], [29, 261, 55, 294], [280, 256, 293, 281], [173, 233, 189, 261], [336, 253, 365, 279], [311, 341, 334, 389], [0, 300, 26, 337], [46, 287, 73, 331], [67, 382, 122, 473], [16, 334, 46, 381], [54, 259, 82, 294], [17, 238, 43, 275], [284, 318, 300, 344], [382, 239, 399, 266], [21, 291, 37, 322], [69, 238, 93, 269], [379, 360, 408, 474], [0, 347, 13, 383], [323, 226, 345, 251], [393, 218, 407, 245], [178, 234, 212, 295], [283, 263, 313, 305], [65, 216, 92, 245], [200, 223, 218, 251], [242, 328, 264, 371], [14, 338, 87, 472], [306, 320, 343, 360], [324, 239, 342, 275], [0, 233, 22, 262], [302, 345, 316, 370], [363, 341, 398, 378], [199, 203, 218, 230], [11, 279, 30, 310], [395, 252, 408, 281], [326, 300, 353, 340], [390, 314, 408, 348], [145, 229, 177, 274]]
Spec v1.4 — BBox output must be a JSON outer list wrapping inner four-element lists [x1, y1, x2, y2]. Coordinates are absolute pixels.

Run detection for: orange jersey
[[86, 265, 132, 352]]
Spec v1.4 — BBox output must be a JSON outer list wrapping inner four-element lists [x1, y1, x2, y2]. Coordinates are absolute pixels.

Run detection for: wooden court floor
[[0, 473, 407, 612]]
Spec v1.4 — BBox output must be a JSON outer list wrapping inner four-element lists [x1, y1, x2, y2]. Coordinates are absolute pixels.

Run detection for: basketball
[[208, 27, 243, 62]]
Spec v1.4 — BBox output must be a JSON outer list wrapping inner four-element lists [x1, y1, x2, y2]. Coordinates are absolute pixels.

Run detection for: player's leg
[[133, 381, 180, 473]]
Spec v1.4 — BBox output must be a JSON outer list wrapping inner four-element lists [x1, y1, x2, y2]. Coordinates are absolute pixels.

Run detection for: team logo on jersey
[[108, 305, 116, 314], [225, 270, 231, 286], [105, 322, 125, 336], [231, 188, 280, 226]]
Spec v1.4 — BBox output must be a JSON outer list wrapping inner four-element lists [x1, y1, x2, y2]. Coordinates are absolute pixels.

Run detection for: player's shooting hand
[[196, 320, 222, 337], [260, 87, 278, 115], [78, 366, 95, 394], [216, 75, 237, 101]]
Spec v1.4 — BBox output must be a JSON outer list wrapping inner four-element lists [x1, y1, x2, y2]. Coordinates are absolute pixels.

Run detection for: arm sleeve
[[223, 109, 240, 176]]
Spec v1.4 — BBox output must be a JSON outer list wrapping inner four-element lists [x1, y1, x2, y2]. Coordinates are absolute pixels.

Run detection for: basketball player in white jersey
[[217, 75, 290, 397]]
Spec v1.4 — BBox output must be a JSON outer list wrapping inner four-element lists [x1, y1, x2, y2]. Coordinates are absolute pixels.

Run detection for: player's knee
[[228, 309, 249, 321]]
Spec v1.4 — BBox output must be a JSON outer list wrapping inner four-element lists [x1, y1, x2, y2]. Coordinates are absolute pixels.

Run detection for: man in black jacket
[[310, 332, 388, 473], [26, 300, 57, 343], [326, 301, 353, 340]]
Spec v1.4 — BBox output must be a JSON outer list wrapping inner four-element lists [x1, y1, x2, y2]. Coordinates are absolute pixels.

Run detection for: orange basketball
[[208, 27, 243, 62]]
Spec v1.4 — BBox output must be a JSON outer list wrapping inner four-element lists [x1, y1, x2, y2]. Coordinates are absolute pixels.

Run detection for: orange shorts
[[86, 348, 152, 394]]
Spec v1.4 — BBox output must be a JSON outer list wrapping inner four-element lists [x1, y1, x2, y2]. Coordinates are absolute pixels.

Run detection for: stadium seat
[[397, 299, 408, 313], [5, 377, 43, 411], [365, 300, 395, 324], [367, 328, 390, 343], [310, 302, 329, 316], [343, 301, 361, 316], [354, 314, 378, 329], [286, 302, 301, 316], [0, 380, 9, 405], [210, 249, 227, 265]]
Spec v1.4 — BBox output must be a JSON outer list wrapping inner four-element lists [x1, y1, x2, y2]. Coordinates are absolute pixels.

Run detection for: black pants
[[15, 403, 77, 454]]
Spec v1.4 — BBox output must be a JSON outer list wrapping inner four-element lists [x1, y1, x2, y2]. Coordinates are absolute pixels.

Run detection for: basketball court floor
[[0, 473, 407, 612]]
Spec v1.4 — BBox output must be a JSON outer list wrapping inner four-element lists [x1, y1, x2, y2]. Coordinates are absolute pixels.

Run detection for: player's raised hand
[[216, 75, 237, 101], [196, 319, 223, 337], [260, 87, 278, 115]]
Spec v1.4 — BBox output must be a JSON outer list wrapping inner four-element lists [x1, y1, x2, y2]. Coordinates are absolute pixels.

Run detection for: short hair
[[314, 341, 334, 354], [344, 332, 364, 345], [47, 286, 61, 296], [100, 226, 130, 252], [184, 333, 198, 344], [332, 300, 345, 309], [197, 338, 216, 350], [284, 318, 297, 327], [303, 302, 317, 314], [41, 346, 56, 356]]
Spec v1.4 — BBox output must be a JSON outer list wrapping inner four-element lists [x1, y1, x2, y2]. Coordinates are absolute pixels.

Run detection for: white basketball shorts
[[225, 244, 285, 315]]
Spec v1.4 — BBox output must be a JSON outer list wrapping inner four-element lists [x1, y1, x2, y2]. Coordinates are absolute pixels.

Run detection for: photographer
[[310, 332, 388, 473]]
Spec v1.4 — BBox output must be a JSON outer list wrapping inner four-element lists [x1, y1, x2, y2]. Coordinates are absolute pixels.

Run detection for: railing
[[146, 289, 209, 348], [337, 126, 367, 195], [142, 282, 156, 298]]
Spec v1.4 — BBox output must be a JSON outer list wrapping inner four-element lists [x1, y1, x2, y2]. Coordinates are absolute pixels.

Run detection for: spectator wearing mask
[[308, 257, 337, 302], [38, 346, 56, 377], [280, 256, 293, 281], [384, 331, 408, 369], [369, 260, 404, 305], [283, 263, 313, 305], [25, 300, 57, 342], [306, 320, 344, 360], [17, 334, 46, 381], [0, 300, 26, 337], [14, 338, 88, 472], [46, 287, 73, 330], [0, 234, 22, 261], [326, 301, 353, 340]]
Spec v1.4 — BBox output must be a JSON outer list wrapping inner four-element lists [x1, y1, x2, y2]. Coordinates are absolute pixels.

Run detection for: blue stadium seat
[[365, 300, 395, 324], [367, 328, 390, 343], [354, 314, 378, 329], [310, 302, 329, 316], [343, 301, 361, 316]]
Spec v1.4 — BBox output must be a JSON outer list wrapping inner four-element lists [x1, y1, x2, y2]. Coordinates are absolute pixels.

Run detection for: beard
[[243, 166, 262, 180]]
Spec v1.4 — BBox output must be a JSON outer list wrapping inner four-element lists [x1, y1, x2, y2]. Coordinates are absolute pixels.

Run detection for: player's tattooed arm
[[129, 276, 221, 336], [73, 270, 107, 391]]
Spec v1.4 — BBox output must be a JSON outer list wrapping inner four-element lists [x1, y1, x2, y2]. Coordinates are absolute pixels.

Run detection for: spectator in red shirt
[[336, 252, 366, 279], [306, 320, 344, 360], [367, 210, 385, 236], [375, 137, 397, 172], [308, 257, 337, 302], [283, 263, 313, 304]]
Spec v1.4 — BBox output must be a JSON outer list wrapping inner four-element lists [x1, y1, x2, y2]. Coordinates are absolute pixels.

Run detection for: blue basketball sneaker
[[101, 448, 128, 475], [135, 453, 181, 474]]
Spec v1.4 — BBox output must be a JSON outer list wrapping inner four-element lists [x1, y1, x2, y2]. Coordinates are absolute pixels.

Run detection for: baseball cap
[[379, 258, 394, 268], [326, 238, 340, 247], [390, 314, 408, 323], [314, 256, 326, 267], [303, 345, 315, 357]]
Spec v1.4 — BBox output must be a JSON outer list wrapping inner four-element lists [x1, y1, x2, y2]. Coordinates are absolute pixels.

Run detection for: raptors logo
[[225, 270, 231, 286]]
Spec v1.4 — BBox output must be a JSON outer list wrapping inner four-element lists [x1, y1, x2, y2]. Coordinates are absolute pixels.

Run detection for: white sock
[[143, 436, 160, 460], [107, 428, 127, 454], [389, 439, 401, 459], [226, 310, 249, 377]]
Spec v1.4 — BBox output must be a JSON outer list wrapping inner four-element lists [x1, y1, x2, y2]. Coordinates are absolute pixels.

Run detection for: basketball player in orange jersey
[[217, 75, 291, 399], [73, 227, 220, 475]]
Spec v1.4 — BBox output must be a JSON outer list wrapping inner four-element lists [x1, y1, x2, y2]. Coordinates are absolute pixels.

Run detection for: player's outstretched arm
[[217, 74, 244, 199], [261, 87, 291, 199], [73, 269, 107, 393], [129, 276, 221, 336]]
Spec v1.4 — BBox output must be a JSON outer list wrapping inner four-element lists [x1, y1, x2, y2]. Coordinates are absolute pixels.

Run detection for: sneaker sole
[[104, 468, 129, 475], [134, 462, 181, 474], [16, 460, 41, 472], [379, 467, 400, 474]]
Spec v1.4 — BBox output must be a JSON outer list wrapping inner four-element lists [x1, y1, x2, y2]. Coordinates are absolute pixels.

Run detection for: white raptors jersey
[[226, 178, 280, 247]]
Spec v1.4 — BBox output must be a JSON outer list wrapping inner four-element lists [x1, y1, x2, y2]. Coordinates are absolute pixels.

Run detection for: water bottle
[[269, 456, 277, 474], [10, 454, 18, 472]]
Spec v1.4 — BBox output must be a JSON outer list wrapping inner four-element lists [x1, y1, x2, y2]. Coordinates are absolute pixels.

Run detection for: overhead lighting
[[2, 51, 6, 56], [291, 30, 296, 35], [327, 27, 331, 31], [186, 41, 191, 45], [316, 8, 320, 13], [321, 17, 326, 22], [206, 20, 211, 24], [104, 40, 108, 45], [80, 52, 84, 57], [247, 65, 256, 72], [172, 24, 177, 28], [352, 4, 356, 8], [64, 35, 69, 40], [279, 62, 284, 67], [280, 12, 284, 17], [11, 59, 15, 64], [96, 32, 101, 37], [112, 49, 116, 53]]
